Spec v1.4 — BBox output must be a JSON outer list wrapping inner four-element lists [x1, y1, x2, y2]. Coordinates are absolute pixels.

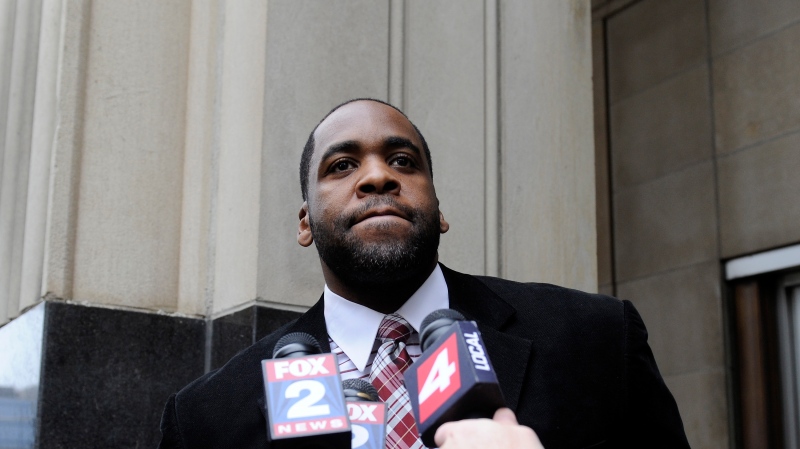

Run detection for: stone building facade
[[0, 1, 798, 448], [594, 1, 800, 448]]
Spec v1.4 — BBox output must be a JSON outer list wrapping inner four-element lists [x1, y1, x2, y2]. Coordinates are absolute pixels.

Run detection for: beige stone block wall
[[606, 0, 706, 103], [501, 0, 596, 290], [718, 133, 800, 258], [600, 0, 728, 447], [712, 21, 800, 156], [0, 1, 598, 323], [209, 1, 268, 315], [613, 162, 717, 282], [710, 2, 800, 259], [19, 0, 62, 315], [596, 0, 800, 446], [176, 0, 218, 317], [708, 0, 800, 55], [0, 0, 42, 323], [609, 66, 712, 189], [70, 1, 191, 310]]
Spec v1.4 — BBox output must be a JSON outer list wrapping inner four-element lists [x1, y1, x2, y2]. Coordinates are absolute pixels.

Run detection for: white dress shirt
[[324, 264, 449, 379]]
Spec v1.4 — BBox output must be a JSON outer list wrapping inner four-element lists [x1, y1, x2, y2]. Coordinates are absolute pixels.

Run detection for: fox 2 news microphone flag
[[405, 320, 506, 447], [262, 353, 351, 448], [347, 400, 387, 449]]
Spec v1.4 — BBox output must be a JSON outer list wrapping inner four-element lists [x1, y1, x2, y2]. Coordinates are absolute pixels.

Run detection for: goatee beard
[[309, 197, 440, 287]]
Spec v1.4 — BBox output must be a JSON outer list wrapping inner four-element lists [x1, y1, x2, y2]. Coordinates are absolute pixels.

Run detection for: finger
[[434, 422, 456, 447], [492, 407, 519, 425]]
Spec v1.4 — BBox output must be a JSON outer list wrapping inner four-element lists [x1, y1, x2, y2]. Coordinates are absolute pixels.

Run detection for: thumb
[[492, 407, 519, 424], [434, 421, 456, 447]]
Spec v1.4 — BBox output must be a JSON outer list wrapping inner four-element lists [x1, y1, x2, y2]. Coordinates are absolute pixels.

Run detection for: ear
[[298, 202, 314, 247], [438, 210, 449, 234]]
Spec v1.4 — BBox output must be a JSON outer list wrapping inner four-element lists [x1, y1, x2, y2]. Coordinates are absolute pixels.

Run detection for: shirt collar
[[324, 264, 449, 371]]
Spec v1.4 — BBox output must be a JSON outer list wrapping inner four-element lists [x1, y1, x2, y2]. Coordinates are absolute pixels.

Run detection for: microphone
[[261, 332, 351, 448], [342, 379, 386, 449], [405, 309, 506, 447]]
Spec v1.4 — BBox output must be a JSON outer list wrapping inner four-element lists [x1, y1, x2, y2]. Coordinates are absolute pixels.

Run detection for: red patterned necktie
[[370, 314, 425, 449]]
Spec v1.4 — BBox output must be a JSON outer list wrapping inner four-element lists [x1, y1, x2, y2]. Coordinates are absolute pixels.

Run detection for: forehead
[[311, 101, 422, 163]]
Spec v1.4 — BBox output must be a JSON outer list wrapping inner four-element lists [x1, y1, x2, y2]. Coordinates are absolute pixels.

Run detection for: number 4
[[418, 348, 456, 404]]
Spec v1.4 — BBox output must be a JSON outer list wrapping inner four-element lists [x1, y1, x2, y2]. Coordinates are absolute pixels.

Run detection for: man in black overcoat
[[158, 99, 690, 449]]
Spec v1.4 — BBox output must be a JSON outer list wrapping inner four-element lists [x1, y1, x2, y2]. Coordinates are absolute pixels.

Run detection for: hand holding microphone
[[405, 309, 506, 446], [434, 408, 544, 449], [410, 311, 542, 449]]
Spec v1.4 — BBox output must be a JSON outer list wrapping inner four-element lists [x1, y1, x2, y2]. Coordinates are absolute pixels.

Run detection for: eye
[[390, 155, 414, 168], [330, 159, 356, 172]]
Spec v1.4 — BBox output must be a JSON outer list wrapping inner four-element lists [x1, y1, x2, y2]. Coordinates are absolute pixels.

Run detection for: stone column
[[499, 0, 596, 291], [0, 1, 596, 446]]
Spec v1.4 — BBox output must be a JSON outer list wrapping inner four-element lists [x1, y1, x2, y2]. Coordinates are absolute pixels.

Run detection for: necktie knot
[[370, 313, 423, 448], [377, 313, 413, 343]]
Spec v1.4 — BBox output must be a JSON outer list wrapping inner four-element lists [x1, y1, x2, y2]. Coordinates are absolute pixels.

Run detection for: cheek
[[410, 182, 439, 207], [311, 190, 349, 220]]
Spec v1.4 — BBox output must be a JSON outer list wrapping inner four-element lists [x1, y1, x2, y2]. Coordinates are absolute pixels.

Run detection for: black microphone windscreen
[[420, 309, 466, 351], [272, 332, 322, 358], [342, 378, 380, 402]]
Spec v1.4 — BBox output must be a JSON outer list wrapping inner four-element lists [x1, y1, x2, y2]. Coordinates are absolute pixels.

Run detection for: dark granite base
[[0, 300, 302, 448], [211, 306, 302, 370], [36, 302, 205, 449]]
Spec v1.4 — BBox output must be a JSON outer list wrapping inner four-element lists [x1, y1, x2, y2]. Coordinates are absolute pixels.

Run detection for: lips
[[345, 198, 416, 228], [355, 206, 410, 224]]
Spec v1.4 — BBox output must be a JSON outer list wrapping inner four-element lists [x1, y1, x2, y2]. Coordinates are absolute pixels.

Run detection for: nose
[[356, 159, 400, 196]]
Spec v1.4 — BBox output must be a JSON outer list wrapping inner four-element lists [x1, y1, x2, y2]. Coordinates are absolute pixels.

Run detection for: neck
[[321, 259, 438, 314]]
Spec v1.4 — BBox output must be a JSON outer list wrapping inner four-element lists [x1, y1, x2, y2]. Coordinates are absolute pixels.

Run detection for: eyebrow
[[319, 140, 359, 164], [384, 136, 422, 158], [319, 136, 422, 164]]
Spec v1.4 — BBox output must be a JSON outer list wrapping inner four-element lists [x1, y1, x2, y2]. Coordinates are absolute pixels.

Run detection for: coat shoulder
[[472, 274, 625, 328], [166, 316, 303, 448]]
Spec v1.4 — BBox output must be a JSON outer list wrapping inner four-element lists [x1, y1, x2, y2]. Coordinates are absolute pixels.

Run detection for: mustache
[[345, 197, 416, 228]]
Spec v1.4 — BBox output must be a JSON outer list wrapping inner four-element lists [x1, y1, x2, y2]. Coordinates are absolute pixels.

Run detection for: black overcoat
[[158, 264, 690, 449]]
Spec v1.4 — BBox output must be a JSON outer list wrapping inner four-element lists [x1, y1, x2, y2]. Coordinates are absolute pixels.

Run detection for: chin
[[338, 265, 424, 288]]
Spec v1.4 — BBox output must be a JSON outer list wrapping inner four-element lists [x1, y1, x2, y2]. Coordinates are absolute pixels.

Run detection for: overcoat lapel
[[257, 297, 329, 421], [440, 264, 533, 411], [280, 296, 331, 352]]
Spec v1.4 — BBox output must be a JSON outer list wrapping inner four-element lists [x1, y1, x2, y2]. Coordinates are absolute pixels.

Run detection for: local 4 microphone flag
[[405, 320, 506, 446], [262, 353, 350, 445]]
